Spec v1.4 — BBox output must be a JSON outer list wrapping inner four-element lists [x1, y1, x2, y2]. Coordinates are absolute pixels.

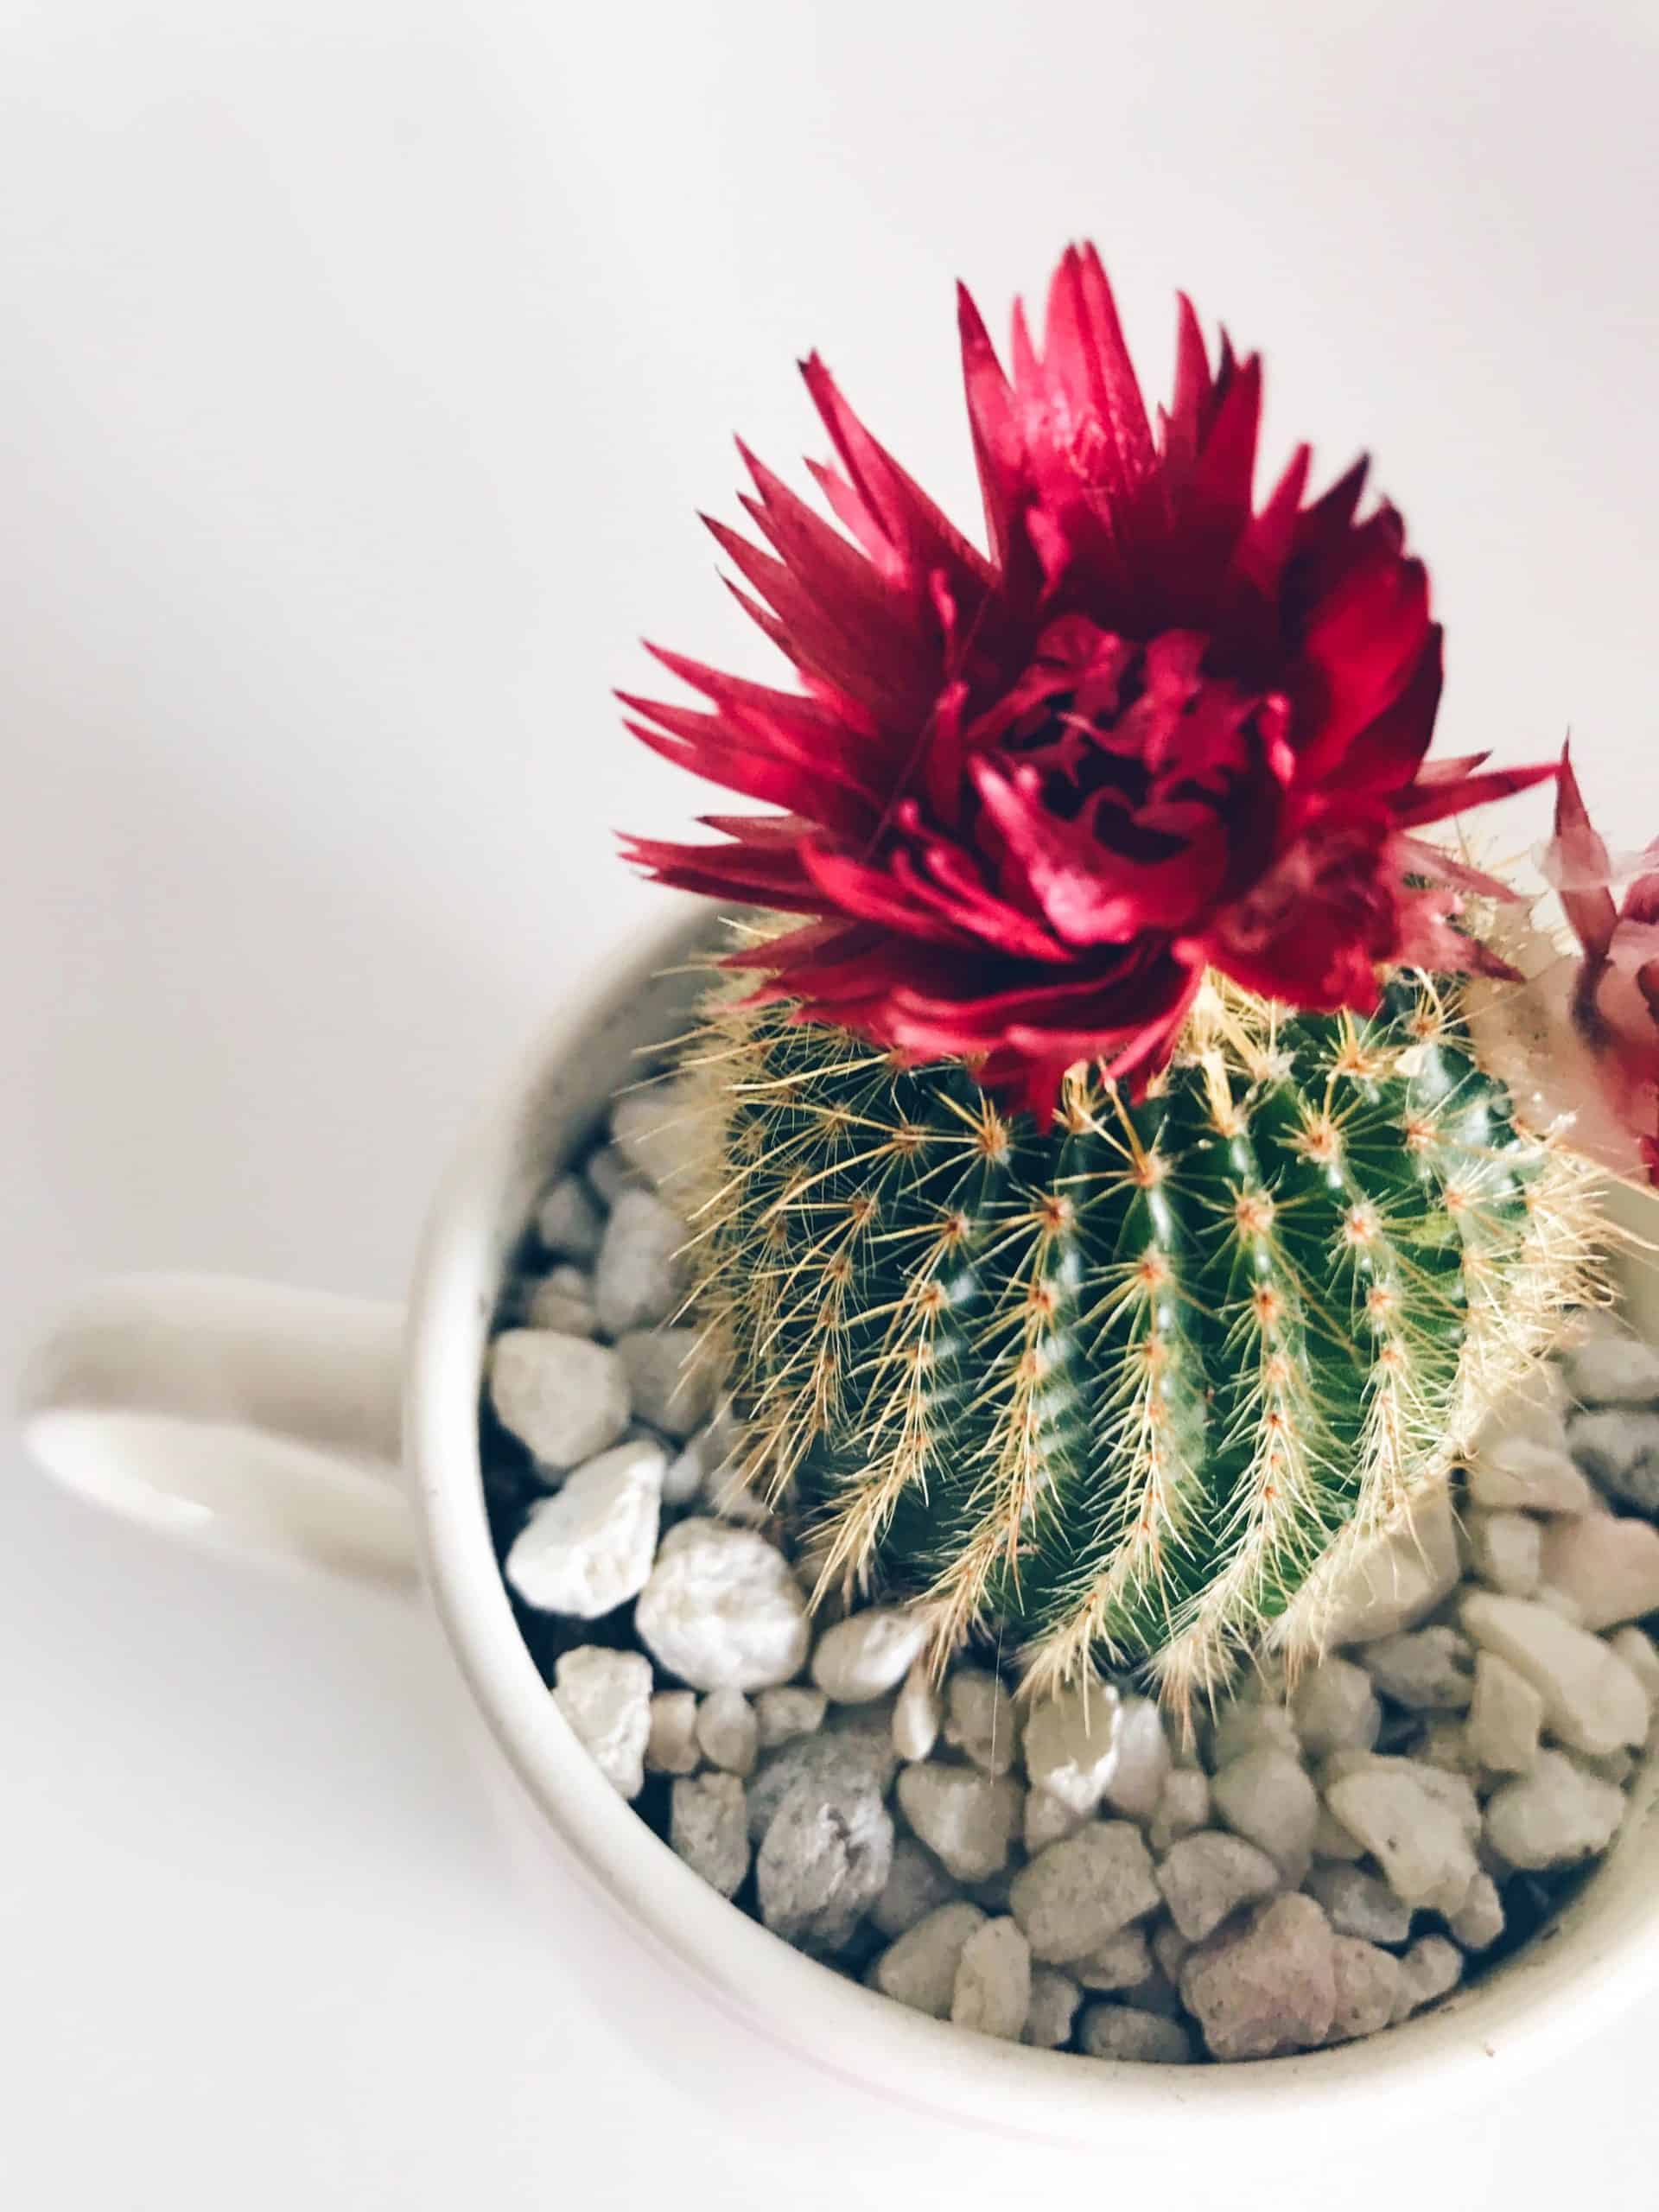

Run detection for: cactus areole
[[620, 243, 1607, 1709]]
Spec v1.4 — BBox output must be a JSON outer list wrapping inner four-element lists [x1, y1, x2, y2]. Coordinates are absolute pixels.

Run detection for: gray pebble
[[671, 1772, 750, 1897], [696, 1687, 759, 1777], [1155, 1831, 1281, 1942], [1391, 1933, 1463, 2020], [645, 1689, 701, 1776], [1448, 1870, 1505, 1949], [754, 1685, 828, 1749], [1023, 1967, 1084, 2049], [535, 1173, 606, 1262], [950, 1917, 1032, 2040], [870, 1902, 986, 2018], [1071, 1924, 1153, 1993], [616, 1328, 717, 1440], [1303, 1862, 1413, 1945], [584, 1142, 644, 1207], [594, 1187, 690, 1336], [1568, 1407, 1659, 1515], [1290, 1657, 1381, 1758], [943, 1668, 1020, 1776], [525, 1265, 599, 1338], [870, 1836, 963, 1937], [1147, 1768, 1211, 1856], [1100, 1696, 1170, 1821], [1567, 1328, 1659, 1408], [749, 1728, 895, 1843], [756, 1774, 893, 1954], [1211, 1746, 1319, 1882], [1325, 1936, 1402, 2044], [1179, 1894, 1337, 2060], [1360, 1626, 1476, 1712], [1009, 1822, 1160, 1964], [1077, 2004, 1195, 2064]]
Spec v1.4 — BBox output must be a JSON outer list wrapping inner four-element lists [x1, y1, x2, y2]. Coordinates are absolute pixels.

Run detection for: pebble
[[754, 1686, 828, 1749], [1465, 1510, 1543, 1598], [895, 1764, 1024, 1884], [1010, 1823, 1160, 1964], [1077, 2005, 1195, 2064], [1567, 1327, 1659, 1408], [944, 1668, 1020, 1776], [594, 1188, 690, 1336], [871, 1902, 986, 2018], [871, 1837, 963, 1936], [1208, 1699, 1300, 1768], [634, 1519, 811, 1691], [504, 1440, 664, 1617], [1071, 1925, 1153, 1993], [1391, 1934, 1462, 2021], [584, 1141, 643, 1206], [1538, 1513, 1659, 1630], [1468, 1433, 1594, 1516], [1155, 1831, 1281, 1942], [534, 1173, 606, 1262], [552, 1648, 652, 1798], [1325, 1936, 1402, 2044], [748, 1728, 895, 1842], [1465, 1650, 1545, 1772], [1303, 1862, 1413, 1945], [616, 1329, 716, 1440], [1024, 1967, 1084, 2049], [1460, 1591, 1649, 1756], [645, 1689, 701, 1776], [1026, 1789, 1088, 1854], [1290, 1658, 1382, 1758], [1607, 1624, 1659, 1707], [1101, 1697, 1171, 1820], [1324, 1769, 1476, 1913], [1567, 1408, 1659, 1516], [526, 1266, 599, 1338], [811, 1608, 929, 1705], [670, 1773, 750, 1897], [951, 1918, 1032, 2040], [1147, 1768, 1211, 1855], [1313, 1486, 1460, 1644], [1313, 1806, 1368, 1861], [1360, 1626, 1475, 1712], [1179, 1894, 1337, 2060], [696, 1688, 759, 1776], [1448, 1871, 1506, 1950], [1211, 1747, 1319, 1882], [892, 1660, 943, 1762], [1483, 1750, 1629, 1869], [610, 1077, 703, 1196], [489, 1330, 632, 1471], [756, 1775, 893, 1953], [1152, 1920, 1192, 1982], [1020, 1683, 1122, 1815]]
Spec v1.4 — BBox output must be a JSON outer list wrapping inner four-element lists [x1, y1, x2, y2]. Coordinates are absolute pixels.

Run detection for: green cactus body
[[685, 963, 1601, 1713]]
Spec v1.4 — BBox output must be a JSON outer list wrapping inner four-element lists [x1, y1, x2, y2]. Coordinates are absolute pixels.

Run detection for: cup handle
[[17, 1274, 417, 1584]]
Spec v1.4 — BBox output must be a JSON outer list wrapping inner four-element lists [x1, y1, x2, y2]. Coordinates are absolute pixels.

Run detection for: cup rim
[[404, 893, 1659, 2140]]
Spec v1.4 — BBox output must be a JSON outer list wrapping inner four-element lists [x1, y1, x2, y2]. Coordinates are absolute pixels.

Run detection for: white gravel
[[489, 1330, 632, 1471], [594, 1187, 690, 1336], [492, 1138, 1659, 2069], [552, 1647, 652, 1798], [1460, 1591, 1649, 1756], [895, 1764, 1023, 1884], [634, 1518, 811, 1691], [812, 1608, 929, 1704], [505, 1438, 664, 1617]]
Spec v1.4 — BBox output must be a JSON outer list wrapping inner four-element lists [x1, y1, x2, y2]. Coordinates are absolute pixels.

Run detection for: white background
[[4, 3, 1656, 2203]]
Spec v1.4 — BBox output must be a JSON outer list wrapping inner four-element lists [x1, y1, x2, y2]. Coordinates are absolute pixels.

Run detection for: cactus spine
[[680, 947, 1604, 1714]]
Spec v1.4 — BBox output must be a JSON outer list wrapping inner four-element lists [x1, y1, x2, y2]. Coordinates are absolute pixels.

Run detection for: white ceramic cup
[[18, 898, 1659, 2140]]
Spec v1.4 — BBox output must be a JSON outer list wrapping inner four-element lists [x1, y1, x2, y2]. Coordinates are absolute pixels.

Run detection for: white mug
[[19, 897, 1659, 2142]]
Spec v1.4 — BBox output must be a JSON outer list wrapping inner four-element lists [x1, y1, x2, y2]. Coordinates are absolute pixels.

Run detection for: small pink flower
[[1535, 747, 1659, 1185]]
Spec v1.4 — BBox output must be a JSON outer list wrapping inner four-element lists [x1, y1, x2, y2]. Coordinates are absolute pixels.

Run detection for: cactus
[[683, 957, 1604, 1714]]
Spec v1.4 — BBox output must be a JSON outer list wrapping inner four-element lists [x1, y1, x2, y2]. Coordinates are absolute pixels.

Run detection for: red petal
[[1547, 744, 1618, 962], [1389, 759, 1558, 830]]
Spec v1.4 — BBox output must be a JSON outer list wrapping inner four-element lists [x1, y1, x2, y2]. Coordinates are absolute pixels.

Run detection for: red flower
[[621, 244, 1554, 1116]]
